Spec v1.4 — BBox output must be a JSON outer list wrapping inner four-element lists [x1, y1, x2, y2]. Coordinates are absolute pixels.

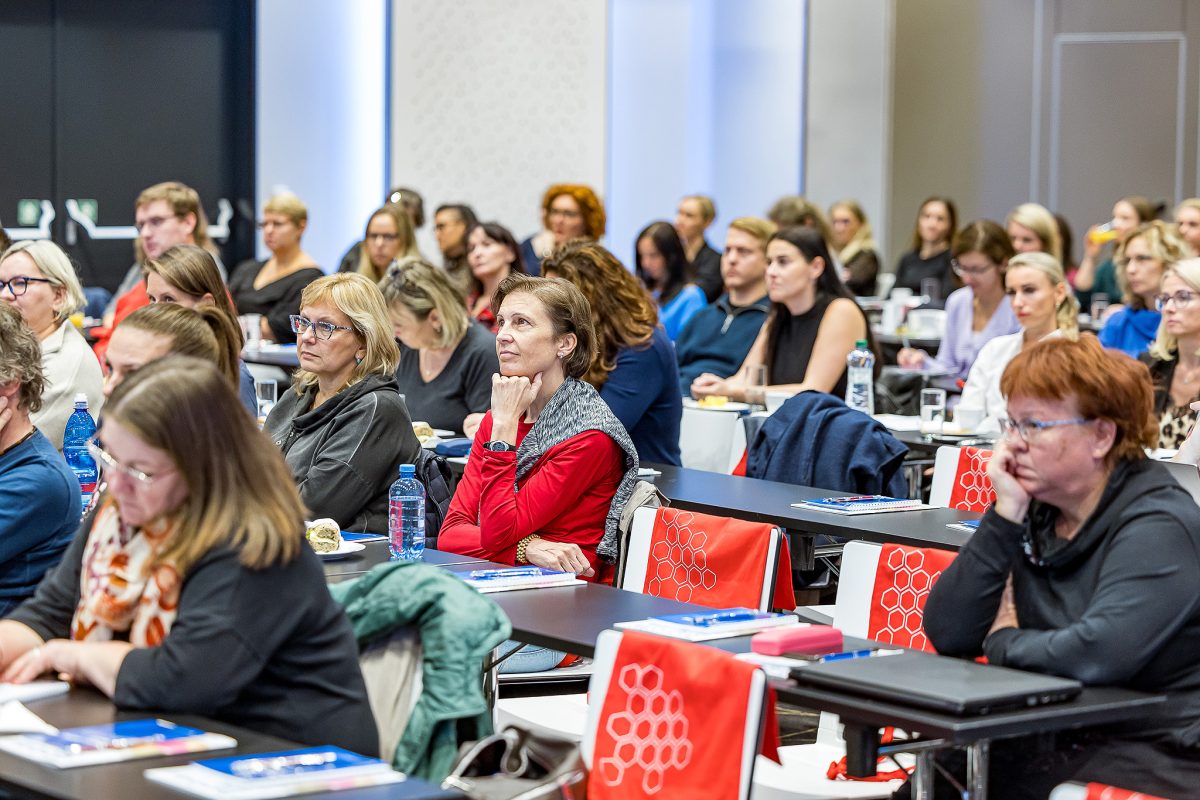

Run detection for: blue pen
[[819, 649, 876, 663], [468, 567, 546, 579]]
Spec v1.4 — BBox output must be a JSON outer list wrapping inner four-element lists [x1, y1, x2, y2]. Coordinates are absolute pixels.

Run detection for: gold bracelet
[[515, 534, 540, 564]]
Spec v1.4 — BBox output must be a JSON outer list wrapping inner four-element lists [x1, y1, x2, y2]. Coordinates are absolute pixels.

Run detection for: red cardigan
[[439, 412, 625, 577]]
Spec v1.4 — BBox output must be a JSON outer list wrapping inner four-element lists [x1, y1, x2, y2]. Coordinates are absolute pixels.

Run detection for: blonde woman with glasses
[[1098, 220, 1189, 358], [1142, 258, 1200, 449]]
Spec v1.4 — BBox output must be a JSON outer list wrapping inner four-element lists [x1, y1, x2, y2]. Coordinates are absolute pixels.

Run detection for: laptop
[[1162, 460, 1200, 507], [790, 651, 1082, 716]]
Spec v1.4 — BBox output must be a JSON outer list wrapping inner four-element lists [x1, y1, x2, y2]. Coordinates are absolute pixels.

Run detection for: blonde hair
[[1, 240, 86, 322], [263, 192, 308, 227], [292, 273, 399, 393], [103, 356, 304, 575], [378, 258, 469, 349], [120, 303, 242, 389], [1174, 198, 1200, 222], [1007, 251, 1079, 336], [681, 195, 717, 225], [1149, 258, 1200, 361], [1114, 220, 1189, 309], [1006, 203, 1063, 263], [135, 181, 215, 262], [726, 217, 777, 255], [145, 244, 241, 326], [357, 205, 419, 282], [829, 199, 879, 265]]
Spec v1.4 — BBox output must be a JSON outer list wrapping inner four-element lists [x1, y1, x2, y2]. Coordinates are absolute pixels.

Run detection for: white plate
[[433, 428, 455, 438], [638, 467, 662, 478], [683, 399, 752, 412], [315, 540, 366, 560]]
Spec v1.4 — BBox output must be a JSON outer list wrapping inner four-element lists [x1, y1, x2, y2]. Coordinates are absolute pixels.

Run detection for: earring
[[355, 354, 364, 365]]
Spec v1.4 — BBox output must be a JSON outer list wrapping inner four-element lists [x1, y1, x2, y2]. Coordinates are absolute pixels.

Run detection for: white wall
[[256, 0, 389, 270], [390, 0, 608, 261]]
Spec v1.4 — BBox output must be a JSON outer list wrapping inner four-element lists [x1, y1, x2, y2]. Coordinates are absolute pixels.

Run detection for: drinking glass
[[1090, 294, 1109, 323], [919, 389, 946, 436], [239, 314, 263, 350], [255, 379, 278, 421], [747, 365, 768, 407], [920, 277, 941, 306]]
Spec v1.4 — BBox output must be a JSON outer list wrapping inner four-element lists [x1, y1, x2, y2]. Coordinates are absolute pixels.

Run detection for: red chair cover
[[866, 544, 955, 652], [1085, 784, 1168, 800], [947, 446, 995, 512]]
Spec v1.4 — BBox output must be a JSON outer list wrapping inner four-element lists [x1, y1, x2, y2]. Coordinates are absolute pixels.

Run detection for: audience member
[[465, 221, 524, 332], [691, 226, 872, 403], [898, 220, 1019, 379], [766, 196, 834, 244], [676, 217, 775, 394], [893, 196, 957, 301], [0, 356, 377, 755], [542, 242, 681, 466], [381, 260, 498, 436], [635, 221, 706, 341], [1074, 194, 1156, 303], [828, 199, 880, 297], [1099, 220, 1187, 357], [228, 193, 324, 343], [959, 252, 1079, 429], [343, 205, 421, 283], [0, 304, 78, 616], [1174, 198, 1200, 255], [144, 244, 255, 413], [433, 203, 478, 296], [1142, 258, 1200, 449], [1005, 202, 1063, 263], [0, 241, 103, 450], [520, 184, 606, 274], [265, 274, 420, 535], [337, 186, 426, 274], [923, 336, 1200, 798], [674, 195, 723, 302]]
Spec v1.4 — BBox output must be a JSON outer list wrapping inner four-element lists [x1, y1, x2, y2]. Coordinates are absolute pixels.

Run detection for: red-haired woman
[[520, 184, 606, 274]]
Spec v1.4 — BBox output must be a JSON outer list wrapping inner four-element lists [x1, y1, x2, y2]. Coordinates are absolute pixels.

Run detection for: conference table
[[242, 343, 300, 368]]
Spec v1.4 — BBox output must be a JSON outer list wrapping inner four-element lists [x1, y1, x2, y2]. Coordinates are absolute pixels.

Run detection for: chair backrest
[[930, 445, 995, 512], [622, 506, 782, 611], [583, 629, 766, 799], [679, 406, 746, 473], [359, 628, 424, 762], [832, 541, 955, 652]]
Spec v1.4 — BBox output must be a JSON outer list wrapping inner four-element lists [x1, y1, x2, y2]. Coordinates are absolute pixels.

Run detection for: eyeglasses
[[87, 440, 170, 486], [997, 416, 1091, 443], [257, 220, 292, 230], [1154, 290, 1197, 311], [134, 215, 175, 233], [547, 207, 582, 220], [290, 314, 354, 340], [951, 259, 995, 277], [0, 276, 54, 297], [366, 233, 399, 243], [1118, 254, 1157, 267]]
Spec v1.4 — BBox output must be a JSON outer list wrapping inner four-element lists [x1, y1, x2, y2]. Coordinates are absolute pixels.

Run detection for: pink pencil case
[[751, 625, 844, 656]]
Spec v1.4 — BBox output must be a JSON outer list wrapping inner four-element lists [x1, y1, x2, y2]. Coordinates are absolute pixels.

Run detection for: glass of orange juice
[[1088, 221, 1119, 246]]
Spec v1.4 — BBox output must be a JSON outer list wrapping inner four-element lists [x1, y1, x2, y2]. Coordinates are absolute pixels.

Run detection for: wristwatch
[[484, 440, 515, 452]]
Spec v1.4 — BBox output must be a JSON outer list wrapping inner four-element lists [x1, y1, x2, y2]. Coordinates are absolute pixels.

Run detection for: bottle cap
[[399, 464, 416, 477], [855, 339, 868, 349], [73, 392, 89, 406]]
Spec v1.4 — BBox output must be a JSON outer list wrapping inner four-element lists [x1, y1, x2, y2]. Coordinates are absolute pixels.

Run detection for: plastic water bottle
[[845, 339, 875, 415], [388, 464, 425, 561], [62, 393, 98, 515]]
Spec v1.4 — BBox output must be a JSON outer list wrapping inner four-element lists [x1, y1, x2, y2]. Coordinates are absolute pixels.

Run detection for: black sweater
[[925, 458, 1200, 749], [8, 518, 378, 756]]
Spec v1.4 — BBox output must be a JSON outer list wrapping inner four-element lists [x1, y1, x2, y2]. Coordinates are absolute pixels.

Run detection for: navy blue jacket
[[601, 327, 682, 466], [747, 390, 908, 496], [675, 294, 770, 395]]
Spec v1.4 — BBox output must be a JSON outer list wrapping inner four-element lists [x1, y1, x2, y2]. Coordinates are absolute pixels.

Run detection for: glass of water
[[255, 379, 278, 421], [919, 388, 946, 436], [1090, 293, 1109, 323]]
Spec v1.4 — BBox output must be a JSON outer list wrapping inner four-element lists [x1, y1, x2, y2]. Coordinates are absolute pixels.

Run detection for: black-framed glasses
[[1155, 290, 1197, 311], [950, 259, 995, 277], [290, 314, 354, 340], [0, 276, 54, 297], [998, 416, 1091, 443]]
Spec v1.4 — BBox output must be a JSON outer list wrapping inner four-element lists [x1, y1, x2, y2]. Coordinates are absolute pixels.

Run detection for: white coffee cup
[[955, 406, 985, 432]]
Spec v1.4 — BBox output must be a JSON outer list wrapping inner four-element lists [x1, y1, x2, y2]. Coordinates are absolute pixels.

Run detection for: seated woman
[[0, 304, 78, 615], [922, 336, 1200, 798], [465, 221, 524, 332], [898, 220, 1020, 379], [440, 273, 638, 577], [1174, 197, 1200, 255], [959, 252, 1079, 428], [1099, 220, 1188, 358], [228, 192, 325, 343], [343, 204, 422, 283], [674, 194, 723, 302], [0, 356, 377, 755], [1005, 202, 1062, 263], [1074, 194, 1155, 307], [145, 244, 256, 413], [520, 184, 606, 275], [1142, 258, 1200, 449], [828, 199, 881, 296], [381, 260, 498, 436], [691, 226, 873, 404], [265, 273, 420, 535], [541, 243, 682, 466], [892, 196, 957, 301], [0, 241, 104, 449], [635, 221, 707, 341]]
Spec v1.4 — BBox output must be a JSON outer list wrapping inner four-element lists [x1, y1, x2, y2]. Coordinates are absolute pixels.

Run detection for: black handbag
[[441, 725, 587, 800]]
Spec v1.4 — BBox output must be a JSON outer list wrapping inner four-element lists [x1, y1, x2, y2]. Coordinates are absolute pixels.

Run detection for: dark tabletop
[[322, 544, 487, 581], [889, 427, 997, 457], [242, 344, 300, 368], [5, 689, 461, 800]]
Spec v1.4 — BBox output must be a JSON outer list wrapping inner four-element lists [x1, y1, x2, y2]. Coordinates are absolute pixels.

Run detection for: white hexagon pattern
[[599, 663, 693, 794]]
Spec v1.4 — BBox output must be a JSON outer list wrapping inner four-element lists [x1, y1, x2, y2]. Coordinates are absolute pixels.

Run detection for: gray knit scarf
[[515, 377, 640, 563]]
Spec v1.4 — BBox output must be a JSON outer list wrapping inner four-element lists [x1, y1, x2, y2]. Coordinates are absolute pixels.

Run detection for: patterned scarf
[[515, 377, 639, 562], [71, 497, 182, 647]]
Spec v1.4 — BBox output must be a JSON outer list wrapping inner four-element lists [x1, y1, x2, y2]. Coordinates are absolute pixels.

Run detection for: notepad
[[460, 566, 584, 593], [0, 718, 237, 768], [793, 495, 925, 515], [144, 746, 403, 799], [616, 608, 801, 641], [946, 519, 981, 533]]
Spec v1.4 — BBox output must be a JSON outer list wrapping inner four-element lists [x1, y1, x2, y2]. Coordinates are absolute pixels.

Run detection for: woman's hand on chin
[[490, 372, 542, 426], [988, 437, 1031, 523], [525, 539, 594, 578]]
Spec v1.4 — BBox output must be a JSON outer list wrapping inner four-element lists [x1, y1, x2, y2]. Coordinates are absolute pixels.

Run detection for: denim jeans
[[496, 639, 566, 673]]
